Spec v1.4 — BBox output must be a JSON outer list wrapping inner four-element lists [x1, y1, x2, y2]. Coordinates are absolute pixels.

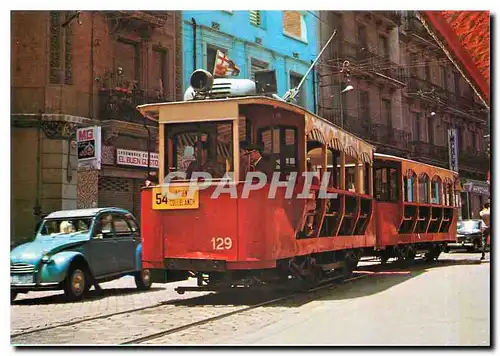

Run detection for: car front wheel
[[135, 269, 152, 290], [64, 267, 87, 301]]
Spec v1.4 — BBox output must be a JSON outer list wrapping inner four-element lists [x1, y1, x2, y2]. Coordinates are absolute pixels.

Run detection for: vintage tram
[[137, 70, 459, 293]]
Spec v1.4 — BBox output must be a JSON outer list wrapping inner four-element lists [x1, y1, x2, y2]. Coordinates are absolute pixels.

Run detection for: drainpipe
[[311, 60, 317, 114], [144, 117, 151, 178], [192, 18, 197, 70], [89, 11, 95, 118]]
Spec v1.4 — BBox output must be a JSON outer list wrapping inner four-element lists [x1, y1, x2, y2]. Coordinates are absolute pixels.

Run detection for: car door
[[112, 213, 139, 272], [88, 213, 119, 276]]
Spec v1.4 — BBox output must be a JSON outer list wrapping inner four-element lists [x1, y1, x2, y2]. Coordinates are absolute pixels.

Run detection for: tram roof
[[137, 96, 376, 164], [374, 153, 459, 180]]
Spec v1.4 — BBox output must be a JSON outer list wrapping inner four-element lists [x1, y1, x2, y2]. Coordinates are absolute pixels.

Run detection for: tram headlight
[[190, 69, 214, 93]]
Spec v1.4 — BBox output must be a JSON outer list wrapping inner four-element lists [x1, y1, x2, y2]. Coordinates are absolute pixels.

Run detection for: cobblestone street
[[11, 252, 490, 346]]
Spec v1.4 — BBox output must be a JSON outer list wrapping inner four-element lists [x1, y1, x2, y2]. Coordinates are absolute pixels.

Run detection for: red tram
[[137, 73, 459, 293]]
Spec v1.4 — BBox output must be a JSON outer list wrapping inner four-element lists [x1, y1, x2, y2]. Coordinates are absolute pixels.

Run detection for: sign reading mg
[[77, 126, 101, 170]]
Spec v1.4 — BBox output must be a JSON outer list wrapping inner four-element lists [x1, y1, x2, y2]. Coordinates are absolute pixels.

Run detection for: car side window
[[94, 214, 114, 238], [125, 214, 139, 233], [113, 214, 133, 237]]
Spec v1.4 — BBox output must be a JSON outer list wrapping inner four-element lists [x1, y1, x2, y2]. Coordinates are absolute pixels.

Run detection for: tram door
[[373, 160, 402, 244]]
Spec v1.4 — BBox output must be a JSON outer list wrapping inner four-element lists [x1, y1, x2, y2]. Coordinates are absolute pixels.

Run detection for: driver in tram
[[240, 142, 274, 180]]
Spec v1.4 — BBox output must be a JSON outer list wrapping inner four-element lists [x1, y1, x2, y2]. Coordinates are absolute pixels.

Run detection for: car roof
[[45, 207, 132, 219], [458, 219, 482, 222]]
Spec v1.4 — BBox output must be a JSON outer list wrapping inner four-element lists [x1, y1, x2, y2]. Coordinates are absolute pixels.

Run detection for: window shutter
[[250, 59, 268, 80], [249, 11, 261, 26]]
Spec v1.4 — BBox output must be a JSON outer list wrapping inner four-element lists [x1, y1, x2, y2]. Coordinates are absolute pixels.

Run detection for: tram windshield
[[166, 121, 233, 180]]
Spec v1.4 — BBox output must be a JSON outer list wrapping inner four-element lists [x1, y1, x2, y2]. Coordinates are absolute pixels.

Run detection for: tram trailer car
[[138, 70, 459, 292]]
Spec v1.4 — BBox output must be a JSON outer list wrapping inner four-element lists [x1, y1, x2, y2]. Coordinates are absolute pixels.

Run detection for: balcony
[[370, 123, 412, 151], [331, 41, 405, 85], [411, 141, 448, 164], [114, 11, 168, 27], [405, 76, 448, 104], [400, 13, 438, 48], [460, 151, 490, 172]]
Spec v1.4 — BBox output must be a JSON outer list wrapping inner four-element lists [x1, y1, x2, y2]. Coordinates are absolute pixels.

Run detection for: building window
[[357, 23, 367, 49], [440, 66, 448, 90], [379, 35, 389, 58], [409, 53, 418, 77], [206, 44, 227, 76], [454, 72, 461, 94], [359, 91, 370, 120], [290, 72, 306, 108], [249, 10, 262, 27], [113, 38, 140, 87], [49, 11, 73, 85], [427, 116, 434, 144], [250, 58, 269, 81], [414, 112, 421, 141], [152, 47, 168, 101], [283, 11, 307, 41], [381, 99, 392, 127], [424, 61, 431, 81]]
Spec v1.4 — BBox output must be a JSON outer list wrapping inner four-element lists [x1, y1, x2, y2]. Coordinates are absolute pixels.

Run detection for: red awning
[[419, 11, 490, 108]]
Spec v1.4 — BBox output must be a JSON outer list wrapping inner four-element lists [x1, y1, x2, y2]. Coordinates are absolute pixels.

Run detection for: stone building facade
[[11, 11, 182, 244], [317, 11, 489, 218]]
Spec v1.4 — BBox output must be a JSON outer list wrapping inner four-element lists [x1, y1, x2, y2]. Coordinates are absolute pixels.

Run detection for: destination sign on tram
[[152, 186, 199, 210]]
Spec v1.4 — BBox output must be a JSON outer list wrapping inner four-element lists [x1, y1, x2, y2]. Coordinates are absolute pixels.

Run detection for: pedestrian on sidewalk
[[479, 202, 490, 260]]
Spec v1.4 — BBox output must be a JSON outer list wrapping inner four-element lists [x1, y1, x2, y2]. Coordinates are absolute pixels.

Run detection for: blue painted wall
[[181, 11, 318, 112]]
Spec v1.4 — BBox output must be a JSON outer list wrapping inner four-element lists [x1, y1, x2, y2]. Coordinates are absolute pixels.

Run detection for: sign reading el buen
[[116, 149, 160, 168], [448, 128, 459, 172], [77, 126, 101, 170]]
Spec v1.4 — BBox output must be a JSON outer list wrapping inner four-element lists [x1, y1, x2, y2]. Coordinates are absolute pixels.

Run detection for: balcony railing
[[99, 88, 166, 124], [460, 151, 490, 171], [411, 141, 448, 161]]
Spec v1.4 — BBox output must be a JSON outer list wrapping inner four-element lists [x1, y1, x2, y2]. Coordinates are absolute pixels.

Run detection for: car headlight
[[41, 255, 51, 263]]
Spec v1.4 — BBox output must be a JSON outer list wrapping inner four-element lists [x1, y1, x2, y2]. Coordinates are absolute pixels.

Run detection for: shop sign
[[448, 128, 459, 172], [77, 126, 101, 170], [116, 148, 159, 168], [463, 182, 490, 196]]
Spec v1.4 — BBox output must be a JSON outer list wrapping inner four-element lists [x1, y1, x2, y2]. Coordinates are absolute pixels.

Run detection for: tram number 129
[[211, 237, 233, 250]]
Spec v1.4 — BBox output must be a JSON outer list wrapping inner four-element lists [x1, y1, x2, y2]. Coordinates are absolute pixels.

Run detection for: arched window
[[431, 176, 442, 204], [404, 169, 417, 202], [418, 173, 430, 203], [443, 178, 453, 206]]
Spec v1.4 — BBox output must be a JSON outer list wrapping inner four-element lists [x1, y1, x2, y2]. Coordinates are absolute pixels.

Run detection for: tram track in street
[[119, 274, 369, 345], [12, 256, 453, 345]]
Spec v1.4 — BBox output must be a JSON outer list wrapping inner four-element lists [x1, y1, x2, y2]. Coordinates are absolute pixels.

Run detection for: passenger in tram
[[185, 142, 223, 179]]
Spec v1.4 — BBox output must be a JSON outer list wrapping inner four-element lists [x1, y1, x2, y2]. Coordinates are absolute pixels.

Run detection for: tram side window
[[443, 181, 453, 206], [259, 126, 298, 174], [345, 153, 357, 192], [327, 149, 341, 189], [431, 176, 442, 204], [418, 174, 430, 203], [404, 170, 417, 203], [375, 167, 399, 202], [361, 163, 370, 195]]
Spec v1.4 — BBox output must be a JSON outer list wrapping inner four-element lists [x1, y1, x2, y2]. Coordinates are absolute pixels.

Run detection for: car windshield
[[39, 218, 93, 236], [457, 220, 481, 232]]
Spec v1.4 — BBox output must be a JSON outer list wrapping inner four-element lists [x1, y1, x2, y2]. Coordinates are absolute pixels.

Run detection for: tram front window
[[167, 121, 233, 180]]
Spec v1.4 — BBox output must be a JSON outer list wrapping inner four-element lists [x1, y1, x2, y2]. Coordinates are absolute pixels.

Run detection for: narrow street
[[11, 252, 490, 346]]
